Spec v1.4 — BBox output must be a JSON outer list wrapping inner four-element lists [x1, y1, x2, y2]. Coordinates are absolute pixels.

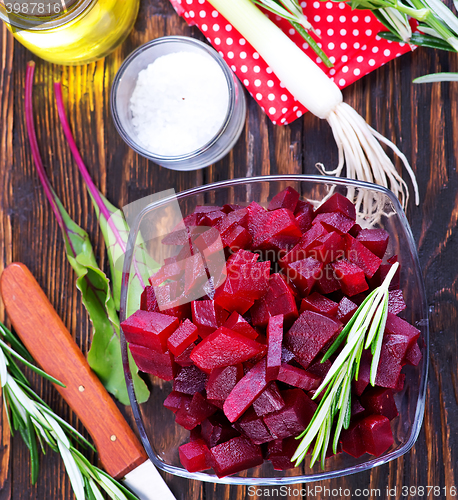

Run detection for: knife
[[0, 263, 176, 500]]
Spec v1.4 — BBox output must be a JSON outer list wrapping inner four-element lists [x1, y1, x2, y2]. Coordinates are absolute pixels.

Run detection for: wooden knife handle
[[0, 263, 147, 479]]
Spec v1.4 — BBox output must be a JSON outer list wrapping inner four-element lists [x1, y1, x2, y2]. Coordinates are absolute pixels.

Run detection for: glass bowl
[[111, 36, 246, 171], [119, 175, 428, 485]]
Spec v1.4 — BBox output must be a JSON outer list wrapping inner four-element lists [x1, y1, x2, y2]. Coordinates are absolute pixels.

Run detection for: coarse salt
[[130, 51, 229, 157]]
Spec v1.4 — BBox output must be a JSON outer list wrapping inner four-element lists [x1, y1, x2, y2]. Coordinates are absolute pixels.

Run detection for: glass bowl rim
[[110, 35, 239, 163], [120, 174, 429, 485]]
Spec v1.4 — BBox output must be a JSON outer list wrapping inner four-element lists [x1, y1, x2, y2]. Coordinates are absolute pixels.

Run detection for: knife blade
[[0, 263, 176, 500]]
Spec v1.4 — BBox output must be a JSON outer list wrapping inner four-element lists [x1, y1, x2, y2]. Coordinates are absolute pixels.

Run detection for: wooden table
[[0, 1, 457, 499]]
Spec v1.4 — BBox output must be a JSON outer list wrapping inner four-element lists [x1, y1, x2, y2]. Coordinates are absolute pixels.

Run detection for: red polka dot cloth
[[169, 0, 413, 125]]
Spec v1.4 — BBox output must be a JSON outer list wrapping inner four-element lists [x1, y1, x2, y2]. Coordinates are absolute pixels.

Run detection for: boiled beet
[[404, 342, 422, 366], [206, 364, 243, 403], [315, 264, 341, 295], [286, 257, 324, 295], [375, 334, 410, 389], [210, 436, 264, 478], [312, 212, 355, 234], [332, 259, 369, 297], [179, 439, 213, 472], [309, 231, 345, 264], [167, 319, 199, 356], [340, 421, 365, 458], [280, 223, 329, 266], [266, 315, 284, 381], [234, 407, 274, 444], [129, 344, 177, 381], [336, 296, 358, 323], [223, 311, 258, 339], [252, 382, 285, 416], [295, 201, 314, 233], [314, 192, 356, 220], [385, 312, 420, 350], [267, 437, 300, 470], [388, 289, 407, 315], [356, 228, 389, 258], [174, 342, 196, 367], [223, 358, 269, 423], [361, 388, 399, 421], [359, 415, 394, 456], [190, 327, 267, 374], [263, 389, 317, 439], [164, 391, 188, 414], [300, 292, 338, 317], [276, 363, 320, 391], [191, 300, 229, 338], [121, 310, 179, 352], [201, 414, 240, 448], [173, 365, 208, 395], [284, 311, 342, 369], [268, 186, 300, 212], [352, 349, 372, 396], [344, 234, 382, 279]]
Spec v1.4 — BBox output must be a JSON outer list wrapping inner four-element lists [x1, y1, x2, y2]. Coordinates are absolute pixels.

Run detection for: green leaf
[[26, 414, 40, 484], [413, 72, 458, 83], [379, 31, 458, 51]]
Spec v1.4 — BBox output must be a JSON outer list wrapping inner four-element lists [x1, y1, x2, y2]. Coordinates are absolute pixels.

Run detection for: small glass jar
[[110, 36, 247, 171], [0, 0, 139, 65]]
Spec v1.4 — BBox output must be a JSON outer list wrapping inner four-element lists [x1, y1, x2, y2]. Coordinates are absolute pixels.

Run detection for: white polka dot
[[240, 51, 247, 59], [327, 15, 333, 22], [316, 57, 322, 64], [268, 93, 275, 101], [302, 42, 309, 50], [352, 15, 359, 22], [369, 59, 376, 66], [372, 46, 379, 53], [266, 67, 273, 74], [341, 55, 348, 62], [330, 56, 336, 63], [254, 65, 261, 73], [339, 2, 345, 8], [199, 10, 206, 17], [316, 29, 322, 36], [213, 23, 220, 31], [254, 79, 261, 86], [339, 78, 346, 86], [241, 65, 248, 73], [189, 10, 195, 18], [214, 37, 221, 45], [328, 42, 335, 50], [339, 16, 346, 22], [365, 15, 371, 22], [342, 66, 349, 73], [340, 29, 347, 36], [226, 24, 232, 31], [326, 1, 333, 8], [201, 24, 208, 31], [314, 15, 320, 22], [281, 94, 288, 101], [267, 80, 274, 87], [289, 28, 296, 35], [357, 55, 363, 63], [281, 117, 286, 123], [341, 42, 347, 50], [354, 42, 360, 49], [384, 49, 391, 56], [212, 10, 218, 17], [243, 79, 249, 86], [227, 51, 234, 59], [253, 53, 260, 59], [301, 1, 306, 6], [361, 45, 367, 50], [256, 93, 263, 100], [313, 1, 319, 7], [329, 68, 336, 75], [353, 29, 359, 36], [239, 38, 246, 45], [328, 28, 334, 36], [375, 35, 381, 41], [185, 0, 192, 4], [293, 106, 298, 111], [227, 37, 233, 45], [354, 68, 361, 76], [269, 107, 276, 115], [231, 65, 236, 71]]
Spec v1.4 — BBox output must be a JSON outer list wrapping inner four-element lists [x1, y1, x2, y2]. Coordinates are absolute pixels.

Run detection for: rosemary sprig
[[252, 0, 334, 67], [291, 262, 399, 469], [0, 322, 139, 500]]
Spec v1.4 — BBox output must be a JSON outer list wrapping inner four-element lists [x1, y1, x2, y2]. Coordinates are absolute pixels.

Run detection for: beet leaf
[[25, 61, 149, 405]]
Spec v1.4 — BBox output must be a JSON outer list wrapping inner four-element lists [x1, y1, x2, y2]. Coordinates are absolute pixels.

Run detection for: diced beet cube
[[232, 261, 271, 300], [167, 319, 199, 356], [277, 363, 320, 391], [121, 310, 179, 352], [226, 249, 259, 271], [369, 259, 401, 290], [388, 289, 407, 315], [140, 286, 160, 312], [179, 439, 212, 472], [385, 313, 420, 350], [129, 344, 177, 381], [394, 373, 406, 391], [309, 231, 345, 264], [374, 334, 409, 389], [284, 311, 342, 369], [214, 277, 255, 315], [405, 342, 422, 366], [268, 186, 300, 212], [164, 391, 187, 414], [281, 345, 295, 364], [210, 436, 264, 478], [223, 358, 269, 423], [315, 264, 341, 295], [190, 327, 267, 374], [280, 223, 328, 266], [356, 228, 389, 258], [194, 205, 224, 215], [149, 259, 184, 287], [198, 210, 226, 227], [336, 296, 358, 323], [352, 349, 372, 396], [286, 257, 324, 295], [315, 193, 356, 220], [306, 357, 332, 380], [313, 212, 355, 234], [361, 388, 399, 421], [252, 382, 285, 416], [268, 437, 300, 470], [254, 209, 302, 250], [266, 315, 283, 381], [188, 392, 218, 423], [174, 342, 196, 367], [234, 407, 274, 444], [201, 414, 240, 448], [183, 253, 211, 296], [223, 312, 258, 339], [359, 415, 394, 456], [206, 364, 243, 402], [153, 283, 192, 322], [344, 234, 382, 278], [224, 225, 252, 251], [300, 292, 338, 317], [340, 421, 366, 458], [263, 389, 317, 439], [173, 365, 208, 395], [352, 398, 366, 418], [332, 259, 369, 296], [191, 300, 229, 338], [295, 201, 314, 233]]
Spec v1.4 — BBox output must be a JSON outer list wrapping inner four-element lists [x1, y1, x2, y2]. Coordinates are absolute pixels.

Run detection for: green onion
[[292, 262, 399, 468], [207, 0, 419, 221]]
